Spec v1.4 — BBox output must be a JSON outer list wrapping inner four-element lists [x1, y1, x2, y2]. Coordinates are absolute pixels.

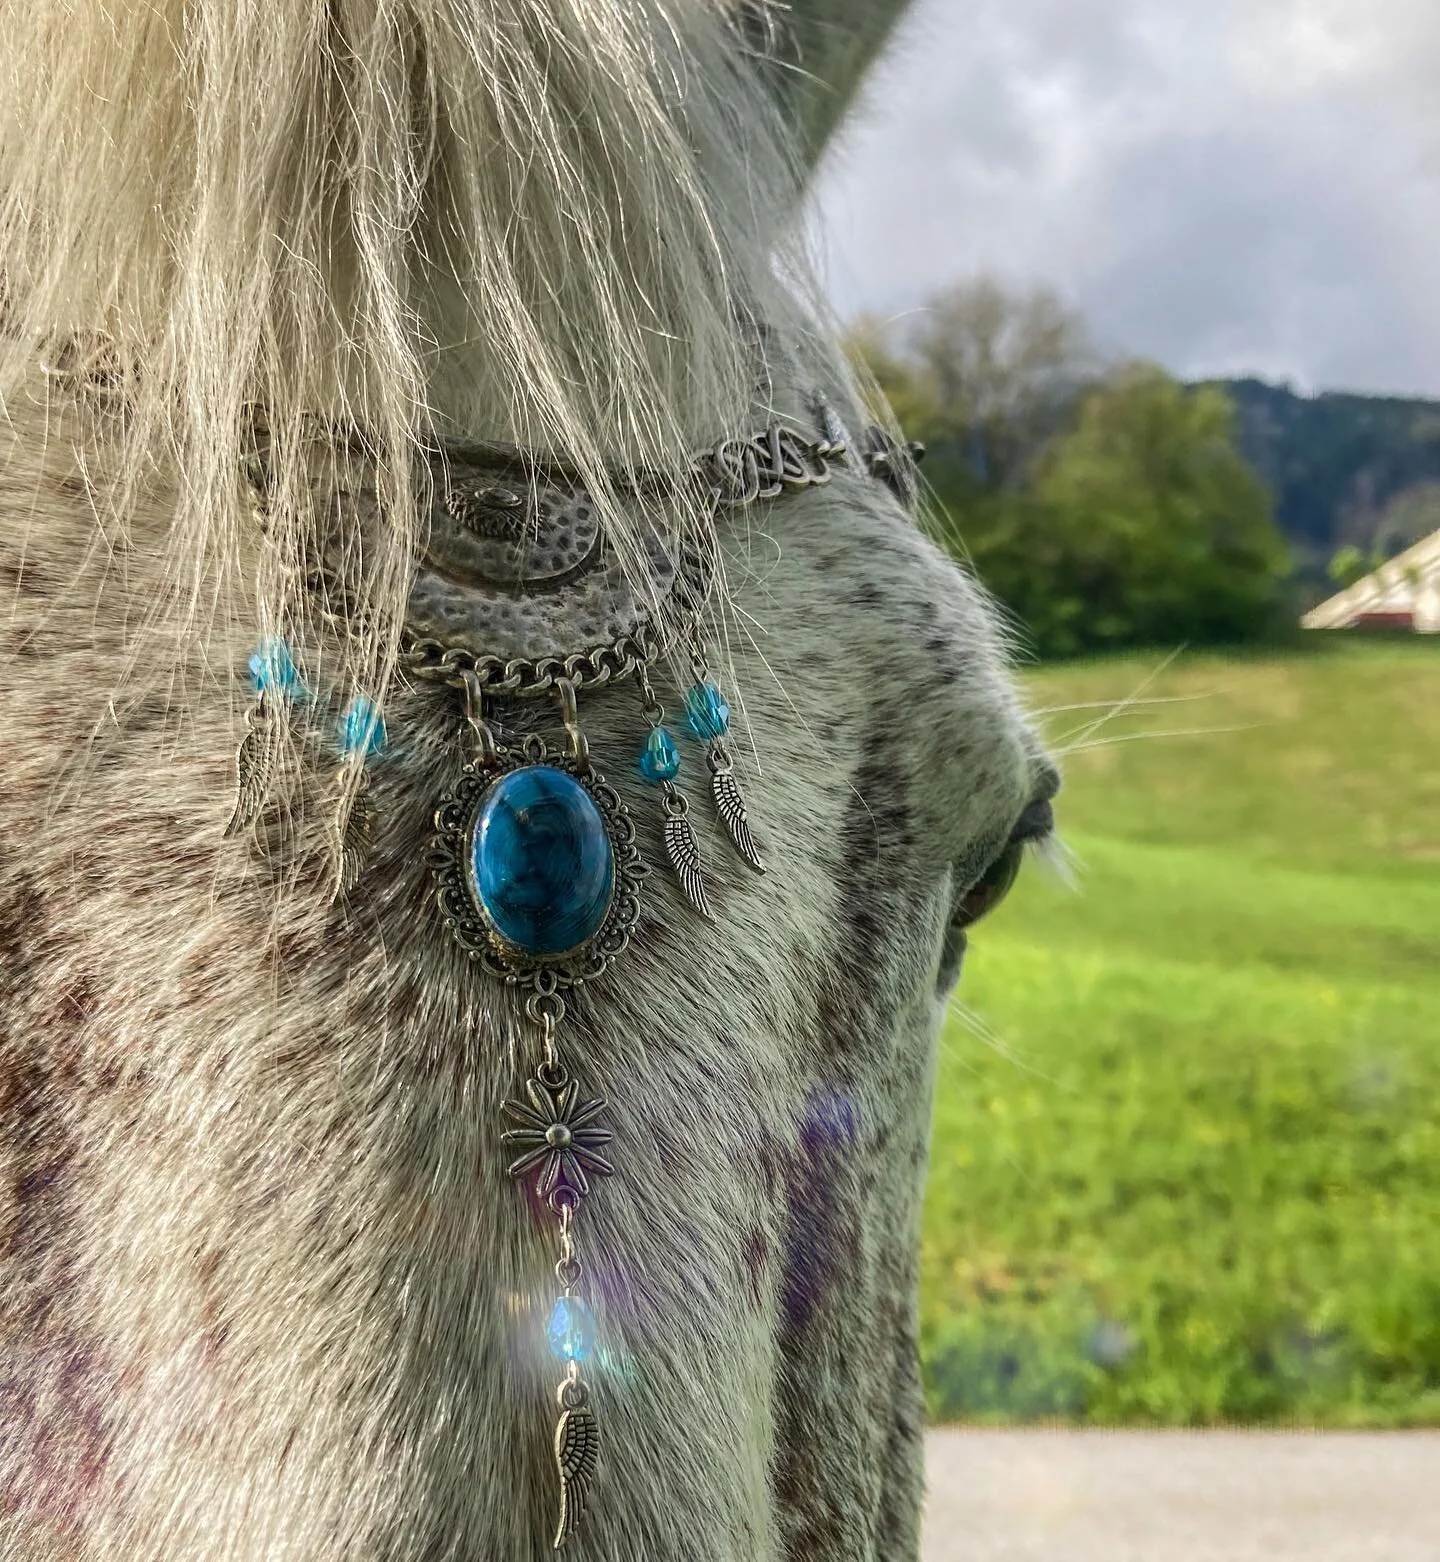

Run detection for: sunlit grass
[[921, 638, 1440, 1425]]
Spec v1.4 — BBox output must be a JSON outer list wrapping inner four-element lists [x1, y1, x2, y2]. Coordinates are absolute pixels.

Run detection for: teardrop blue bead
[[247, 637, 306, 698], [639, 726, 681, 783], [685, 682, 730, 740], [338, 697, 386, 758], [547, 1295, 597, 1363]]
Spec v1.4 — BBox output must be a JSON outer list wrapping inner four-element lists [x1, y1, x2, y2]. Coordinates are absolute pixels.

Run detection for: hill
[[921, 638, 1440, 1426], [1199, 379, 1440, 588]]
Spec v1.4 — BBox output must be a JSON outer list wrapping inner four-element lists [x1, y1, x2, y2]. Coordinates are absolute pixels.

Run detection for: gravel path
[[922, 1430, 1440, 1562]]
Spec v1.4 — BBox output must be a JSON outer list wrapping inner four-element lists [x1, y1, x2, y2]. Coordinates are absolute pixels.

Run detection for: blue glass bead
[[339, 697, 386, 759], [470, 767, 615, 957], [247, 637, 305, 698], [685, 682, 730, 741], [638, 726, 681, 784], [547, 1295, 597, 1363]]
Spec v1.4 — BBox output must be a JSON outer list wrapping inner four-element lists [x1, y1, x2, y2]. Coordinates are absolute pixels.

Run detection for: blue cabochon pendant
[[429, 671, 642, 1550], [430, 675, 646, 985]]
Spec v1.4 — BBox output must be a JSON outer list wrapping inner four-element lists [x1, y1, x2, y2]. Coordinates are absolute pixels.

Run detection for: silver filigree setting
[[428, 736, 646, 990]]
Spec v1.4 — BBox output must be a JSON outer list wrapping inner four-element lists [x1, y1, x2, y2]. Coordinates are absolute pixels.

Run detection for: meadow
[[921, 637, 1440, 1426]]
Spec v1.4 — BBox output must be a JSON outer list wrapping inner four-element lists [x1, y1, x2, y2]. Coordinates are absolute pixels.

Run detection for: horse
[[0, 2, 1058, 1557]]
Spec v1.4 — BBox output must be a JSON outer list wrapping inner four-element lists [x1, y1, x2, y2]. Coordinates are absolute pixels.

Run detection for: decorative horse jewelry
[[229, 402, 921, 1548]]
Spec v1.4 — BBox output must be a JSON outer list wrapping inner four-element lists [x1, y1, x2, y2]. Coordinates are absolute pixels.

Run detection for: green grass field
[[921, 637, 1440, 1427]]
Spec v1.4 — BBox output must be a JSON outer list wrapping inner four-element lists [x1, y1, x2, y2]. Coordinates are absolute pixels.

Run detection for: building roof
[[1302, 527, 1440, 632]]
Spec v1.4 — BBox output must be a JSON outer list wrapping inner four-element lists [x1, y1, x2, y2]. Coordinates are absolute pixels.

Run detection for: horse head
[[0, 4, 1057, 1557]]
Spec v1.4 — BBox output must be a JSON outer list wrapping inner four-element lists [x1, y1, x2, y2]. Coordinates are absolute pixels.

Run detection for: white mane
[[0, 0, 845, 711]]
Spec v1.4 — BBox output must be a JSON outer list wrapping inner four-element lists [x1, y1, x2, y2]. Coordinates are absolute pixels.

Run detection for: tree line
[[849, 279, 1294, 659]]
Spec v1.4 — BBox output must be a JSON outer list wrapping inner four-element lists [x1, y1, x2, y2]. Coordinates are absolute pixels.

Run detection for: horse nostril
[[1011, 797, 1055, 844], [1030, 757, 1062, 804]]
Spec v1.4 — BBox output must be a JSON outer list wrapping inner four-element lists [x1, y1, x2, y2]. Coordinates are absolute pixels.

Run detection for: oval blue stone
[[470, 767, 614, 957]]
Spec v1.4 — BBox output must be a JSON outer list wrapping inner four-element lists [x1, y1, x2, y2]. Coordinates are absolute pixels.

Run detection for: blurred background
[[808, 0, 1440, 1448]]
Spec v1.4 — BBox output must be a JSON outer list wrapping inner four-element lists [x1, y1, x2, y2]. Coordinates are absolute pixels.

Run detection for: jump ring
[[557, 1378, 589, 1410], [526, 986, 565, 1024]]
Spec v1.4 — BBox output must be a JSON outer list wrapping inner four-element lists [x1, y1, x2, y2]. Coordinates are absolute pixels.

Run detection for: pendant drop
[[227, 638, 313, 837], [333, 769, 376, 897], [500, 1013, 610, 1553], [662, 789, 711, 919], [554, 1385, 600, 1549], [428, 664, 627, 1549], [635, 665, 712, 916], [225, 691, 277, 837], [708, 749, 764, 873], [330, 697, 387, 899], [683, 657, 767, 876]]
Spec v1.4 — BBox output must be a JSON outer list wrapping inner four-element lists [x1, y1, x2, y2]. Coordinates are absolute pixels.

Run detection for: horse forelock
[[0, 0, 847, 745]]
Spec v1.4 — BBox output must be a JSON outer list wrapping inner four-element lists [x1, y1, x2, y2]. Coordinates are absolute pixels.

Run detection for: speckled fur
[[0, 4, 1057, 1557], [0, 374, 1054, 1562]]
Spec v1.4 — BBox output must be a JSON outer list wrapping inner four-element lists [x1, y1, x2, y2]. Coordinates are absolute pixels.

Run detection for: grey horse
[[0, 1, 1057, 1556]]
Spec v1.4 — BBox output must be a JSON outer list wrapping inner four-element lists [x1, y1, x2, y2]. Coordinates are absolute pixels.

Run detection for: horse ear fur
[[731, 0, 918, 175]]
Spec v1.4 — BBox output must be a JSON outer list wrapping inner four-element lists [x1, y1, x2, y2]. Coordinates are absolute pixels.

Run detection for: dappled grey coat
[[0, 0, 1057, 1557]]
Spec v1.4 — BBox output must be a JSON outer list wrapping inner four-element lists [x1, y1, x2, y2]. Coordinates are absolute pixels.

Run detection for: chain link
[[555, 1201, 583, 1288], [402, 624, 662, 698], [635, 662, 666, 728]]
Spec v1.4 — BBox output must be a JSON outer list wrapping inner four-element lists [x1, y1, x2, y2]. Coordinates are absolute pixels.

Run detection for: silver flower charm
[[502, 1074, 614, 1200]]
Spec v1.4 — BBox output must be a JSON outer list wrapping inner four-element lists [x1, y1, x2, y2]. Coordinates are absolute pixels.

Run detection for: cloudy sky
[[810, 0, 1440, 397]]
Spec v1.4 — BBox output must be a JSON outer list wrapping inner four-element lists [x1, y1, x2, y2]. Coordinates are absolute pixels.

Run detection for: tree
[[1321, 485, 1436, 592], [847, 288, 1293, 658], [914, 277, 1097, 487], [1327, 545, 1369, 589], [847, 277, 1098, 493], [844, 313, 943, 440], [952, 365, 1292, 657]]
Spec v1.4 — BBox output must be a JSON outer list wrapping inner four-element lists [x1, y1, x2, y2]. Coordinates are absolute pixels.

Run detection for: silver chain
[[402, 625, 662, 698]]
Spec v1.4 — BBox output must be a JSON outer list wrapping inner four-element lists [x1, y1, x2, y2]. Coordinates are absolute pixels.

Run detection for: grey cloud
[[810, 0, 1440, 396]]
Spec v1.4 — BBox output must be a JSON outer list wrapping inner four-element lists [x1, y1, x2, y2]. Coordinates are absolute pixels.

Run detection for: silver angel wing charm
[[224, 697, 276, 837], [710, 758, 765, 873], [553, 1402, 600, 1549], [662, 793, 711, 919], [333, 773, 375, 898]]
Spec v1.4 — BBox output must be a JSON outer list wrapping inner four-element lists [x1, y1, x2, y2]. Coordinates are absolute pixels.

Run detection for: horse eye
[[954, 839, 1025, 930]]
